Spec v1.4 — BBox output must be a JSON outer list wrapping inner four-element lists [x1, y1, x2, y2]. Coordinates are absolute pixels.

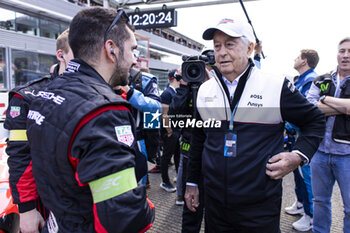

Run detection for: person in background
[[253, 40, 262, 69], [185, 18, 325, 232], [159, 69, 181, 192], [115, 67, 162, 187], [307, 37, 350, 233], [26, 7, 154, 232], [284, 49, 319, 232], [137, 67, 162, 176], [4, 29, 73, 233], [169, 56, 213, 232]]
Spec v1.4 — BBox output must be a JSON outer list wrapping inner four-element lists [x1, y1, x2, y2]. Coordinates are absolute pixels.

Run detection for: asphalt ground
[[145, 163, 344, 233]]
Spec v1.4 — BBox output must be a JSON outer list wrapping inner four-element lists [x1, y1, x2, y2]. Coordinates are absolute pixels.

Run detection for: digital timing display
[[128, 9, 177, 29]]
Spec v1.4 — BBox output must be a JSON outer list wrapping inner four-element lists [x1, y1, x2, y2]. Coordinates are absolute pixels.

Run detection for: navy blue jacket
[[188, 64, 325, 207]]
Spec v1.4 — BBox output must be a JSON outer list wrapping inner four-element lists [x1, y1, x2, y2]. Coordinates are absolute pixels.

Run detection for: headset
[[110, 48, 115, 55], [60, 54, 64, 59]]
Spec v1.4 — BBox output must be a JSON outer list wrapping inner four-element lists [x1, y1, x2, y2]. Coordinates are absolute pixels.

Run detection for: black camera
[[181, 52, 215, 83]]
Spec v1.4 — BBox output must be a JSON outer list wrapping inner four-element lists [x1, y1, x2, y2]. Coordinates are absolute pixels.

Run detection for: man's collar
[[223, 63, 250, 84], [299, 68, 314, 79], [169, 84, 177, 92], [223, 75, 240, 85]]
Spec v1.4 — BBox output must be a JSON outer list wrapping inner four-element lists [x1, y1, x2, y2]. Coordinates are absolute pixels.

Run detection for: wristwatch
[[293, 151, 308, 166], [298, 154, 308, 167], [319, 95, 326, 104]]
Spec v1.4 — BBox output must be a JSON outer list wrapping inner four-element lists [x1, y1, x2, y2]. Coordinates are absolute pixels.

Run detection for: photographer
[[168, 50, 215, 232]]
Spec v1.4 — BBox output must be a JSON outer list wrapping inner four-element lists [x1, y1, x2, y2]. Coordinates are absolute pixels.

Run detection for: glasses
[[104, 9, 129, 42]]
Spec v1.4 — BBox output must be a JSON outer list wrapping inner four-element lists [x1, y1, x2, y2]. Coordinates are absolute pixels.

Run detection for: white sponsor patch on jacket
[[115, 125, 134, 147]]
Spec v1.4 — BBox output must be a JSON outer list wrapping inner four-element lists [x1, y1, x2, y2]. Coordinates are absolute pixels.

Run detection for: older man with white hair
[[184, 18, 325, 232]]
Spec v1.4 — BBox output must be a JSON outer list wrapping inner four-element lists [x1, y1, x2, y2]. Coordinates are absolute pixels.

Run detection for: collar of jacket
[[212, 58, 255, 110], [52, 63, 60, 78], [297, 68, 315, 81], [65, 58, 110, 86]]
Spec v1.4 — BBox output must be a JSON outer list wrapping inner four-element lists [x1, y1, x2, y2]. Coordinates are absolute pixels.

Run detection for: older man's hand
[[184, 185, 200, 212], [266, 152, 302, 180]]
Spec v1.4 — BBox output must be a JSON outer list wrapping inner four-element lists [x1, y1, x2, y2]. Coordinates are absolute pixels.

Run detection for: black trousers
[[144, 129, 161, 164], [160, 133, 180, 183], [181, 156, 204, 233], [205, 194, 281, 233]]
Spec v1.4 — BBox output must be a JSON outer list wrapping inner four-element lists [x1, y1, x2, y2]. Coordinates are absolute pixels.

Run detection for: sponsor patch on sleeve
[[10, 106, 21, 118], [115, 125, 134, 147]]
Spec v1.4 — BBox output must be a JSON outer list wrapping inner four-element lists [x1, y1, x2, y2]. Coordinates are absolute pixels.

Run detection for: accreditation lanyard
[[224, 103, 239, 157], [222, 61, 254, 157]]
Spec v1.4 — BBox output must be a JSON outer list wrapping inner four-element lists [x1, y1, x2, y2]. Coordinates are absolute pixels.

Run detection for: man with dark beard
[[26, 7, 154, 233]]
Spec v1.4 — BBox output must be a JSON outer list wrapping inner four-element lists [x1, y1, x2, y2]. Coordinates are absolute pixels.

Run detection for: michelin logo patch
[[115, 125, 134, 146], [143, 110, 161, 129]]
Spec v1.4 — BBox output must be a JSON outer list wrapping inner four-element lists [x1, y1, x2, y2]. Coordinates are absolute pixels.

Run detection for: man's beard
[[109, 61, 130, 87]]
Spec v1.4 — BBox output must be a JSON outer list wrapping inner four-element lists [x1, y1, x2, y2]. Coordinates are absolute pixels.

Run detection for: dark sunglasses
[[104, 9, 129, 42]]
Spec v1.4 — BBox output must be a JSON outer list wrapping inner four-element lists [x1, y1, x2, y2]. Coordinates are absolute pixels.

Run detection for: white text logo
[[25, 90, 65, 105], [27, 110, 45, 125]]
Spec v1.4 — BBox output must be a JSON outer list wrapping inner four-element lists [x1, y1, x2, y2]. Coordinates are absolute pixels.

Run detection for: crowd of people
[[3, 6, 350, 233]]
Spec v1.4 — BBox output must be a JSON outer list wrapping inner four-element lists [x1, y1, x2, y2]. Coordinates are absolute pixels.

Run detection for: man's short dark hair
[[301, 49, 319, 69], [69, 7, 134, 63]]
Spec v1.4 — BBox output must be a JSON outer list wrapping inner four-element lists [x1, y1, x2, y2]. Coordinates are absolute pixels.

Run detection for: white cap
[[202, 18, 255, 43]]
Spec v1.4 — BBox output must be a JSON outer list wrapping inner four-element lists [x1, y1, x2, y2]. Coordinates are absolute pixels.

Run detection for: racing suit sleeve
[[142, 77, 161, 102], [280, 78, 326, 161], [70, 106, 154, 233], [4, 95, 38, 213], [127, 88, 162, 113]]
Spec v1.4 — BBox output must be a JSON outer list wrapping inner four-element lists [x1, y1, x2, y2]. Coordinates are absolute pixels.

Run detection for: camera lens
[[187, 64, 201, 78], [182, 60, 206, 83]]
